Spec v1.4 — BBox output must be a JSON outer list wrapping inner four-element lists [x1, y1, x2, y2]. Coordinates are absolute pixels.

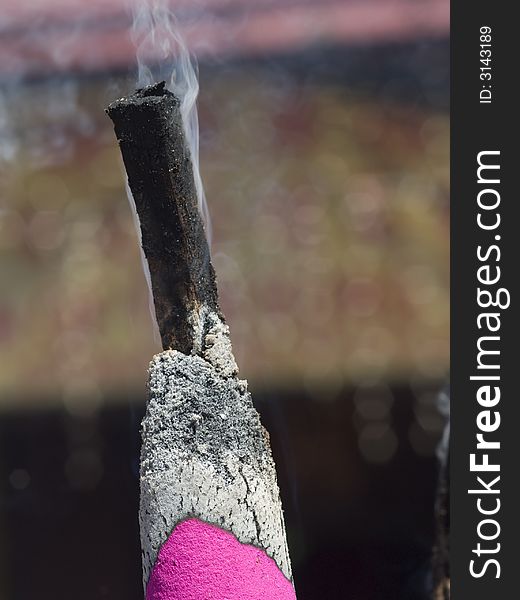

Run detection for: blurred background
[[0, 1, 449, 598]]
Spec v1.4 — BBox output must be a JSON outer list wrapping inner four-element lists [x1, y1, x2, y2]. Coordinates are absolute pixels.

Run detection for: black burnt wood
[[106, 82, 222, 353]]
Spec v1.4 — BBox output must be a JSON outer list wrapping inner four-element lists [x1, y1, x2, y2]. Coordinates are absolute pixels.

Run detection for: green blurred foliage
[[0, 72, 448, 406]]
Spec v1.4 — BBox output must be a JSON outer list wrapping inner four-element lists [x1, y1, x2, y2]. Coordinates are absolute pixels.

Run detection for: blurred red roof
[[1, 0, 449, 78]]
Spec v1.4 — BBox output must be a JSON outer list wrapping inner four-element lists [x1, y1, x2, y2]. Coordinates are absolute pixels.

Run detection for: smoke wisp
[[131, 0, 210, 238]]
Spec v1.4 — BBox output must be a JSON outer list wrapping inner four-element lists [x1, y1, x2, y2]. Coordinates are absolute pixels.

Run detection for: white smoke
[[131, 0, 211, 239]]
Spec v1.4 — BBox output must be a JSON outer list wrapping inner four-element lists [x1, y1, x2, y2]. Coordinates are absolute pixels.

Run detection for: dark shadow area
[[1, 382, 440, 600], [202, 37, 449, 110]]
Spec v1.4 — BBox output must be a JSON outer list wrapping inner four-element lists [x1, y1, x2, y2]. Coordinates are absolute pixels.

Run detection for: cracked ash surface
[[140, 349, 293, 587]]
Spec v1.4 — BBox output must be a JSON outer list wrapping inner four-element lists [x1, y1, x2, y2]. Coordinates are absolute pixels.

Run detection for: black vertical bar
[[452, 2, 517, 598]]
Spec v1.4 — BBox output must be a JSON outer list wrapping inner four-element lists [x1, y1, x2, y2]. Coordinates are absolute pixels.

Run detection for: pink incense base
[[146, 518, 296, 600]]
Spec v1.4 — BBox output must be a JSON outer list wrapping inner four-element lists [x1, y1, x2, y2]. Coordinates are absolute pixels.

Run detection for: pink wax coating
[[146, 518, 296, 600]]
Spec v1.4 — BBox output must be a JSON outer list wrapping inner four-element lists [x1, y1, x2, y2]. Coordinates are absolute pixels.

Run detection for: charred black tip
[[106, 84, 221, 353], [137, 81, 168, 97]]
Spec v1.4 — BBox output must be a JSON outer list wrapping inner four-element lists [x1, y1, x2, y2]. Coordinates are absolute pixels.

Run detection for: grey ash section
[[140, 350, 293, 585], [106, 83, 223, 356]]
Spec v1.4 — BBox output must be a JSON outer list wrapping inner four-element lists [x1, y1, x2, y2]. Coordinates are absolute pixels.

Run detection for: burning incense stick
[[433, 387, 450, 600], [107, 83, 295, 599]]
